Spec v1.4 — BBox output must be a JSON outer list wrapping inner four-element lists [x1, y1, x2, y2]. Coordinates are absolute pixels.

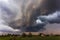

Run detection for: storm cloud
[[1, 0, 60, 33], [37, 11, 60, 24], [0, 0, 45, 32], [0, 0, 20, 32]]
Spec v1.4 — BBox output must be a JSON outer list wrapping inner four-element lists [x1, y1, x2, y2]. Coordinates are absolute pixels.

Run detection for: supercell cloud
[[0, 0, 44, 32], [0, 0, 60, 33]]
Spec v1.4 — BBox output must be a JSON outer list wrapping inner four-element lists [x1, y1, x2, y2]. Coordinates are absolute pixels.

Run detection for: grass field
[[0, 36, 60, 40]]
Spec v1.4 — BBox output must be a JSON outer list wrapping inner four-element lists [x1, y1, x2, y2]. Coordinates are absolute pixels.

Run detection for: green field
[[0, 36, 60, 40]]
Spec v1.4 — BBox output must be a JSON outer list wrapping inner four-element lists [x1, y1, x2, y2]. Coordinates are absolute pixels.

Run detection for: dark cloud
[[1, 0, 60, 32], [38, 11, 60, 23], [25, 23, 46, 32], [11, 0, 60, 32], [34, 0, 60, 32], [9, 0, 60, 32]]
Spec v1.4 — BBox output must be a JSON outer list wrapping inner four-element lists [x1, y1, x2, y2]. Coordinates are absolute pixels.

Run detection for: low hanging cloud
[[0, 19, 20, 32], [37, 11, 60, 24]]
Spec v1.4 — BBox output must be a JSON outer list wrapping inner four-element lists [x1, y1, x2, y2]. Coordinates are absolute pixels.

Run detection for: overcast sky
[[0, 0, 60, 34]]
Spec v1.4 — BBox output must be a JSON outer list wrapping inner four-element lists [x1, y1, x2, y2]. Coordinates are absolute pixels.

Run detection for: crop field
[[0, 36, 60, 40]]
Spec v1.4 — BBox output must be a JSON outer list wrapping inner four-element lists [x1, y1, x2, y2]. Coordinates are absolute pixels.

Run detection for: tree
[[39, 33, 43, 36], [22, 33, 26, 37], [39, 33, 45, 37], [28, 32, 32, 37]]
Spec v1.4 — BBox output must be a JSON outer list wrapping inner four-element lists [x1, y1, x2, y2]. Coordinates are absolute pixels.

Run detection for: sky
[[0, 0, 60, 34], [43, 23, 60, 34]]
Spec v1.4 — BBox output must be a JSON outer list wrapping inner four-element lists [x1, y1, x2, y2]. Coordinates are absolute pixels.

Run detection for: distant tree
[[39, 33, 45, 37], [22, 33, 26, 37], [7, 34, 11, 36], [39, 33, 43, 36], [28, 32, 32, 37], [46, 34, 49, 36], [1, 34, 4, 37], [50, 33, 54, 36]]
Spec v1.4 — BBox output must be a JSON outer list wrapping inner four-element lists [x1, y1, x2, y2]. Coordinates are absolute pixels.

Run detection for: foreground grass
[[0, 36, 60, 40]]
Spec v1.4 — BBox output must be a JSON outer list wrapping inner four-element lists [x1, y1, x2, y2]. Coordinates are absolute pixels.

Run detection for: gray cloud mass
[[0, 0, 60, 33]]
